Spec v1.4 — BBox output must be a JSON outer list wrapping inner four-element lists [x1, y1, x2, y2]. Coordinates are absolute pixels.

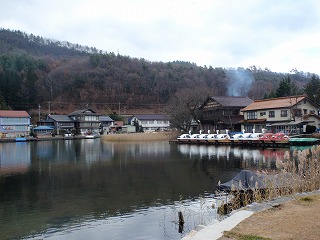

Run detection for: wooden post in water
[[178, 211, 184, 233]]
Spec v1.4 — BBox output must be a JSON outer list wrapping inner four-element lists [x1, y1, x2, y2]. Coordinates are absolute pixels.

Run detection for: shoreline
[[101, 132, 178, 141], [0, 135, 100, 143], [182, 190, 320, 240]]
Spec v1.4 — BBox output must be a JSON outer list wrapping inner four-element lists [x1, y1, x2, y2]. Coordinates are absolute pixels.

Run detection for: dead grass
[[101, 131, 178, 141], [218, 145, 320, 240], [220, 193, 320, 240]]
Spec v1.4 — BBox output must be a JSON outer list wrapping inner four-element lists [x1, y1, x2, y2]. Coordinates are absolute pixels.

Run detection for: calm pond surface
[[0, 139, 299, 239]]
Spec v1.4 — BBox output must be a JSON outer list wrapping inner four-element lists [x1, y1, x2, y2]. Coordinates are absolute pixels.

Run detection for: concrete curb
[[181, 210, 254, 240]]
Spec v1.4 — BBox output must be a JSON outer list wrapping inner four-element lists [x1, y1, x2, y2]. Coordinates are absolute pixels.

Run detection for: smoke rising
[[225, 68, 254, 97]]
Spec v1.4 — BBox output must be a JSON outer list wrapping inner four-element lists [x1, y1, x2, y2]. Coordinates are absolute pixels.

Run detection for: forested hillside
[[0, 28, 317, 115]]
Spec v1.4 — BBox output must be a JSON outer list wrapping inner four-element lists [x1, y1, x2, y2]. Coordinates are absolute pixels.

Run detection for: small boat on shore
[[289, 137, 319, 145], [15, 137, 27, 142]]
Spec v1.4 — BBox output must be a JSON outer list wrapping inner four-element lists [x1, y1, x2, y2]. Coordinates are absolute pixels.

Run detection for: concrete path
[[181, 210, 254, 240]]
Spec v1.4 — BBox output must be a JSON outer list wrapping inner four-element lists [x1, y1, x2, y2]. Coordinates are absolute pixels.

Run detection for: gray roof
[[68, 109, 99, 116], [47, 115, 74, 122], [100, 116, 114, 122], [209, 96, 253, 107], [133, 114, 169, 120]]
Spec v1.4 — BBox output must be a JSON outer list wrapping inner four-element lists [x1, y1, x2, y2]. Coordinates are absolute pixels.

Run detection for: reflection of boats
[[260, 148, 286, 161]]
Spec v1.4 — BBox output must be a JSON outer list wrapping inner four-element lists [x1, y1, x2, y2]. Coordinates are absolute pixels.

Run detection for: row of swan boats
[[176, 131, 319, 146]]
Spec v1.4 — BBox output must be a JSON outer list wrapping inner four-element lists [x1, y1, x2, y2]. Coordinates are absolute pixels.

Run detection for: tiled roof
[[100, 116, 114, 122], [133, 114, 169, 120], [241, 96, 307, 111], [210, 96, 254, 107], [0, 110, 30, 118], [69, 109, 98, 116], [48, 115, 74, 122]]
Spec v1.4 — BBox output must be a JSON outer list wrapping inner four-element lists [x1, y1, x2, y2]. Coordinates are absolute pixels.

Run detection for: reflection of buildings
[[0, 142, 31, 175], [108, 141, 170, 161], [32, 139, 111, 165]]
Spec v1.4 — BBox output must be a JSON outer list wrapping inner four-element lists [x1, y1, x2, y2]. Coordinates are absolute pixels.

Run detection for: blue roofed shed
[[33, 126, 54, 136]]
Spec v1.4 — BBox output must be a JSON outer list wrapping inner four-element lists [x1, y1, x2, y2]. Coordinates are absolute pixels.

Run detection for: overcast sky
[[1, 0, 320, 74]]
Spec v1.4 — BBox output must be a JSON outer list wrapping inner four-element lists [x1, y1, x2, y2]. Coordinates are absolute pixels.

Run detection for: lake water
[[0, 139, 295, 240]]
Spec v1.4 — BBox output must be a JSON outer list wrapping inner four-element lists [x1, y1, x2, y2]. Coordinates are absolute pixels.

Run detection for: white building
[[0, 110, 30, 138], [130, 114, 170, 132], [241, 95, 320, 134]]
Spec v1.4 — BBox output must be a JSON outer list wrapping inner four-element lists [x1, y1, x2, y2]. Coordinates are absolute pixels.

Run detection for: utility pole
[[48, 101, 51, 115]]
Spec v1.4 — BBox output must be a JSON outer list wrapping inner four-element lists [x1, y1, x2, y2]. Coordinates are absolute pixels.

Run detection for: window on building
[[281, 110, 288, 117], [293, 108, 302, 117], [247, 111, 257, 120], [260, 112, 266, 116], [224, 109, 238, 116], [303, 109, 308, 115], [244, 125, 254, 133], [269, 111, 275, 118]]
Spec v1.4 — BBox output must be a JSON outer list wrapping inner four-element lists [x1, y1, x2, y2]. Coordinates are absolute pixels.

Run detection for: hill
[[0, 28, 316, 116]]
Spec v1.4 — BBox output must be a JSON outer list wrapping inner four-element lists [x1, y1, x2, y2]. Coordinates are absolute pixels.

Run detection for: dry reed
[[101, 132, 178, 141], [217, 145, 320, 213]]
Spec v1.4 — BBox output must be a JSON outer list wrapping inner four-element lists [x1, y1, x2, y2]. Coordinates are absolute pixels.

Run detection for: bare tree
[[166, 87, 211, 131]]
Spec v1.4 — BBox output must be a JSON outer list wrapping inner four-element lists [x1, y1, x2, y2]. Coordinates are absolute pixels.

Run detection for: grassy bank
[[101, 131, 179, 141], [220, 192, 320, 240]]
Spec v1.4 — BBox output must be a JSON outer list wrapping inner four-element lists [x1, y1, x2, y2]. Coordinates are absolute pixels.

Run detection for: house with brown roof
[[241, 95, 320, 134], [199, 96, 254, 132], [0, 110, 31, 138], [109, 121, 124, 133]]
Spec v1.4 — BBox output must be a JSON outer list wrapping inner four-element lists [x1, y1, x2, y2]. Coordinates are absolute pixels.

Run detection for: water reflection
[[177, 144, 290, 170], [0, 140, 308, 240], [0, 142, 30, 175]]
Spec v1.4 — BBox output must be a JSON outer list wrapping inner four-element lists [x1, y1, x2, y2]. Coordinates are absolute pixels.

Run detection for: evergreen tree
[[275, 76, 300, 97], [0, 93, 9, 109], [304, 74, 320, 104]]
